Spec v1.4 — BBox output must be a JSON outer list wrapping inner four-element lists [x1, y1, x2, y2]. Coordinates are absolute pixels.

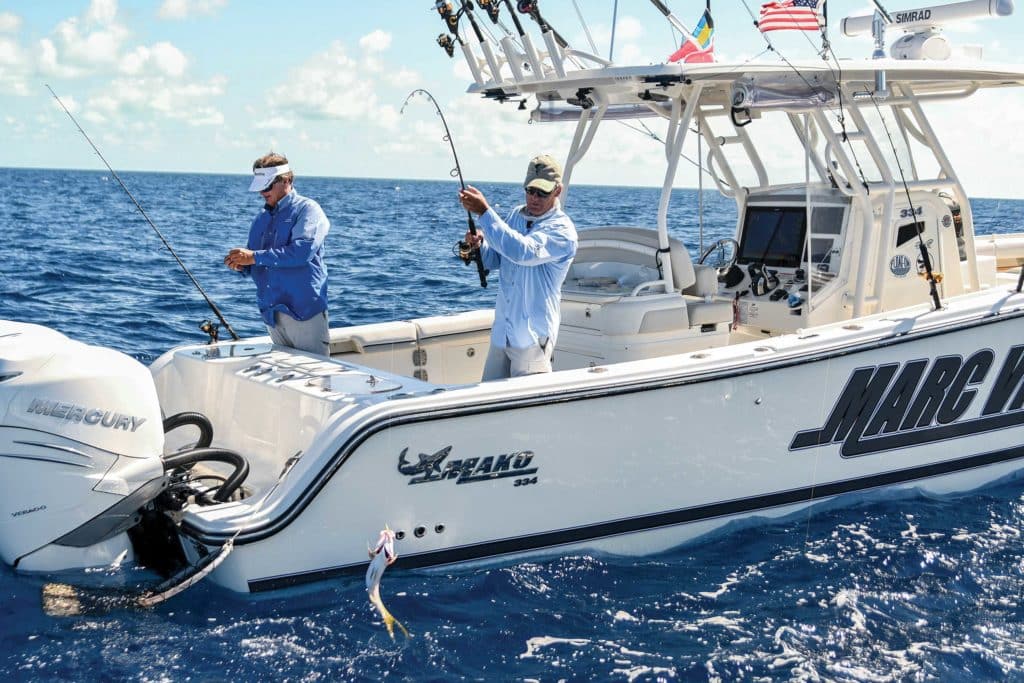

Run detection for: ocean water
[[2, 167, 1024, 681]]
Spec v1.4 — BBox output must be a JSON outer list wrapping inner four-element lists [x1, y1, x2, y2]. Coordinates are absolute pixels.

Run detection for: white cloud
[[85, 75, 226, 127], [18, 1, 225, 128], [261, 40, 400, 129], [51, 93, 80, 114], [386, 67, 420, 89], [4, 114, 27, 137], [120, 41, 187, 77], [560, 14, 663, 66], [213, 128, 264, 150], [0, 12, 21, 33], [614, 16, 645, 43], [158, 0, 228, 20], [85, 0, 118, 27], [359, 30, 391, 53], [40, 0, 130, 76], [0, 36, 31, 94], [254, 116, 297, 130], [37, 37, 85, 79], [297, 130, 329, 152]]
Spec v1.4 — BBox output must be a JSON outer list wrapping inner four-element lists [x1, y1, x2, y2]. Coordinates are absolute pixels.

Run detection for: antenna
[[845, 0, 1013, 69], [842, 0, 1013, 37]]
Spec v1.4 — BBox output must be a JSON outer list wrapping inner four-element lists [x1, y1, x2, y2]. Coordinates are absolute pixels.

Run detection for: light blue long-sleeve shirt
[[477, 203, 577, 349], [241, 189, 330, 325]]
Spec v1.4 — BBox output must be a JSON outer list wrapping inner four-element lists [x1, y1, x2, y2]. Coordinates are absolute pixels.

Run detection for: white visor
[[248, 164, 290, 192]]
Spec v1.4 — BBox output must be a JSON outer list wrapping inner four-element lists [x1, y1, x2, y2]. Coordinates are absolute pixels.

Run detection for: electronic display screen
[[737, 206, 808, 268]]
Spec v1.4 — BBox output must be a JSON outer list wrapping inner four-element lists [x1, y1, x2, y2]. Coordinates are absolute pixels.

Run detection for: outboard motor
[[0, 321, 166, 572]]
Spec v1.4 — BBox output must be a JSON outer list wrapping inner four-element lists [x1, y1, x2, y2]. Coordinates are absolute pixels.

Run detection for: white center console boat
[[3, 0, 1024, 593]]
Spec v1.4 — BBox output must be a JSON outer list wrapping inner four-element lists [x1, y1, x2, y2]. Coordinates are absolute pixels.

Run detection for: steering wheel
[[698, 238, 740, 276]]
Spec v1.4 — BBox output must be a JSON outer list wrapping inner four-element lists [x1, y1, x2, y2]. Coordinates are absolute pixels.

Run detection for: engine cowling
[[0, 321, 166, 571]]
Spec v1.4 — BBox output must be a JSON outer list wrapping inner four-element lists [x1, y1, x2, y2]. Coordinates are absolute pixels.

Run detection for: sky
[[1, 0, 1023, 197]]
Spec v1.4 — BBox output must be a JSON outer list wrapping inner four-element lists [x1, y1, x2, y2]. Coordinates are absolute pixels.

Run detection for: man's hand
[[459, 185, 490, 216], [463, 230, 482, 249], [224, 248, 255, 271]]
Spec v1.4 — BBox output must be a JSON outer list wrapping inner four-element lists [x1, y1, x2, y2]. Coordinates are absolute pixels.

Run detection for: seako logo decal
[[397, 446, 538, 485], [791, 346, 1024, 457]]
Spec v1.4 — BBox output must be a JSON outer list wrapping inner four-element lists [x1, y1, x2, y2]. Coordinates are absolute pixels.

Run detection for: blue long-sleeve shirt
[[241, 190, 330, 325], [477, 203, 577, 349]]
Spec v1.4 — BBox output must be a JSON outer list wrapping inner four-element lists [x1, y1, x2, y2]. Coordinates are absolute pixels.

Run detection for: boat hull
[[183, 302, 1024, 592]]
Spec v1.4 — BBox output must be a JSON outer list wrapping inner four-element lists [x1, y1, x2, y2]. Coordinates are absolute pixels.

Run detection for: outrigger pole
[[46, 85, 240, 342]]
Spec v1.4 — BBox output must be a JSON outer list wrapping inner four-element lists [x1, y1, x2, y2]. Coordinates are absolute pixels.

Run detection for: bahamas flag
[[668, 9, 714, 64]]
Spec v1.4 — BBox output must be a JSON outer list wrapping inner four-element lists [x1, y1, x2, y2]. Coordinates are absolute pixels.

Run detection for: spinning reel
[[437, 33, 456, 57], [515, 0, 568, 47], [434, 1, 460, 31], [475, 0, 501, 23], [455, 239, 481, 265]]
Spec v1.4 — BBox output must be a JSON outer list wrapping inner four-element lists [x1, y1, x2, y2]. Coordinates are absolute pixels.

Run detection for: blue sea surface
[[1, 167, 1023, 681]]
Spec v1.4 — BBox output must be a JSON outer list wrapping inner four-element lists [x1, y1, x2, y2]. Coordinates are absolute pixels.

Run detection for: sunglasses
[[525, 186, 552, 198], [260, 177, 285, 193]]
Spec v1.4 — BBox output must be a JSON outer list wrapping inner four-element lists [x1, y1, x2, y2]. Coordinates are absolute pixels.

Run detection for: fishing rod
[[46, 85, 240, 342], [476, 0, 501, 23], [459, 0, 504, 82], [516, 0, 570, 76], [400, 89, 488, 288], [434, 1, 488, 84], [516, 0, 569, 49], [500, 0, 545, 76], [475, 0, 526, 81]]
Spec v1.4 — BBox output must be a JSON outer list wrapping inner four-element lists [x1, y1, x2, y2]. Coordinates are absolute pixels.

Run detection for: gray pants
[[266, 310, 330, 356], [481, 337, 553, 381]]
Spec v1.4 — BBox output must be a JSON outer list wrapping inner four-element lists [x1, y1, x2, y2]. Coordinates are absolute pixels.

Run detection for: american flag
[[758, 0, 824, 33]]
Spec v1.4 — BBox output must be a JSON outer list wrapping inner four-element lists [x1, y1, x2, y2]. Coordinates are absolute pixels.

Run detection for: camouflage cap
[[523, 154, 562, 193]]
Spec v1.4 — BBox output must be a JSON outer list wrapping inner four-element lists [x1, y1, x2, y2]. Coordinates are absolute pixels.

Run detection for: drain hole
[[414, 526, 426, 538]]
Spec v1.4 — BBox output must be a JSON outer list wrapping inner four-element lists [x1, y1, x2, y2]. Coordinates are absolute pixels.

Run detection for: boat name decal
[[397, 445, 538, 485], [790, 345, 1024, 457], [25, 398, 148, 432]]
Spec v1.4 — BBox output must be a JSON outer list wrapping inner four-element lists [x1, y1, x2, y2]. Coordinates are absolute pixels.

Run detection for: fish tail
[[380, 605, 409, 639], [369, 590, 410, 639]]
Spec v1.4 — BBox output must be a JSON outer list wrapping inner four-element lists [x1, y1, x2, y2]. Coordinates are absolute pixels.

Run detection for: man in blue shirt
[[459, 154, 578, 380], [224, 153, 331, 355]]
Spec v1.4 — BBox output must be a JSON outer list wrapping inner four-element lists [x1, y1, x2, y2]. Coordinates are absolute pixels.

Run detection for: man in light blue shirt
[[224, 153, 331, 355], [459, 154, 578, 380]]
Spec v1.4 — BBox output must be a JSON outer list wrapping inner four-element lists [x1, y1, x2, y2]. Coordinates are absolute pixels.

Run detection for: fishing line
[[46, 85, 240, 341], [868, 92, 943, 310], [736, 0, 869, 187], [400, 88, 488, 288]]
